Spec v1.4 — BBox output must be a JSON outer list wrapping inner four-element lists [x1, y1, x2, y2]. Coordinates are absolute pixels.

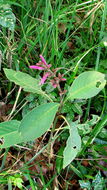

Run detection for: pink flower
[[39, 54, 47, 65], [29, 55, 51, 70], [40, 72, 50, 84], [29, 65, 44, 70], [58, 73, 66, 81], [50, 73, 66, 88], [60, 78, 66, 81], [29, 55, 66, 88]]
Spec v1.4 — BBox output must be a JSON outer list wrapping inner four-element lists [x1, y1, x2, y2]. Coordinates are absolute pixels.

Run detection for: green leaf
[[79, 180, 91, 190], [4, 68, 47, 98], [9, 176, 23, 189], [77, 114, 100, 135], [0, 103, 59, 148], [92, 171, 105, 190], [0, 120, 20, 137], [0, 120, 23, 148], [19, 103, 59, 141], [63, 122, 81, 168], [66, 71, 106, 101], [56, 146, 64, 173], [79, 171, 106, 190], [0, 4, 16, 31], [71, 103, 83, 115]]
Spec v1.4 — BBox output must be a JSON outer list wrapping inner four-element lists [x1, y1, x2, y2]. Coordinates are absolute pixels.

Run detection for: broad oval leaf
[[4, 69, 51, 100], [66, 71, 106, 101], [19, 103, 59, 141], [0, 4, 16, 31], [0, 120, 23, 148], [63, 122, 81, 168]]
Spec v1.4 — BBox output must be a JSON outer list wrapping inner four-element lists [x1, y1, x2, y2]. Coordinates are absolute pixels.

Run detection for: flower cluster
[[29, 55, 66, 94]]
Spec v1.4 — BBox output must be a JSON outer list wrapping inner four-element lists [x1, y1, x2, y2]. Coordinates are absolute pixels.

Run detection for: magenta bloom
[[39, 54, 47, 65], [50, 73, 66, 88], [40, 72, 50, 84], [29, 65, 44, 70], [50, 79, 58, 88], [29, 55, 66, 87], [29, 55, 51, 70], [29, 55, 52, 84], [58, 73, 66, 81]]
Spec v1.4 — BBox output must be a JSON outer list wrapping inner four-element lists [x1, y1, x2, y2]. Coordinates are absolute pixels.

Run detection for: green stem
[[0, 148, 9, 172]]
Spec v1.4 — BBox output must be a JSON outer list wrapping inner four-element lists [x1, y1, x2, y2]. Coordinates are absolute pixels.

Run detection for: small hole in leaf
[[96, 118, 99, 122], [48, 16, 51, 20], [73, 146, 76, 149], [96, 81, 101, 88], [0, 137, 4, 145]]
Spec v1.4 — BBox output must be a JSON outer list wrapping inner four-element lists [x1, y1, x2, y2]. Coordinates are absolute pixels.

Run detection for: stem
[[25, 129, 62, 165], [7, 87, 22, 120], [47, 116, 58, 160], [0, 148, 9, 172]]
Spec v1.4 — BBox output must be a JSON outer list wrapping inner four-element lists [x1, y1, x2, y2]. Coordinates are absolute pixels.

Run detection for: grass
[[0, 0, 107, 189]]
